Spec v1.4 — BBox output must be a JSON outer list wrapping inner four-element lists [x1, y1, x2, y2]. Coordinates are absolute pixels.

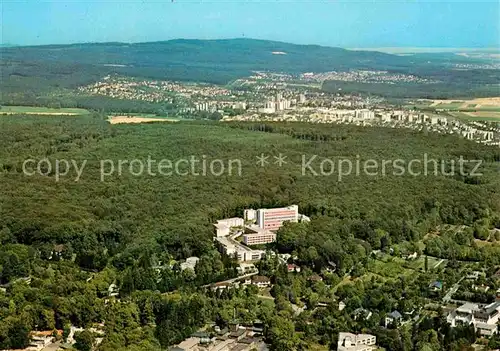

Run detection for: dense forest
[[0, 115, 499, 350]]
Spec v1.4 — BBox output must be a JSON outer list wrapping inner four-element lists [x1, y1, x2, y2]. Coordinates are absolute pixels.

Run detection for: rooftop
[[388, 310, 403, 319], [457, 303, 479, 314], [252, 275, 270, 283], [176, 337, 200, 350]]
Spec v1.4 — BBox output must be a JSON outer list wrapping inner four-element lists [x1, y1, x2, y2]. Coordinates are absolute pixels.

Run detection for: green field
[[367, 257, 415, 278], [448, 111, 500, 122], [125, 113, 183, 120], [367, 254, 445, 280], [0, 105, 90, 115], [406, 99, 500, 121], [434, 102, 464, 109], [108, 113, 191, 121]]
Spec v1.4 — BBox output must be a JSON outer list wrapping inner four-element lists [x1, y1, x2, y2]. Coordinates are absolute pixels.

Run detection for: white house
[[337, 332, 377, 351], [251, 276, 271, 288], [385, 310, 403, 328], [447, 301, 500, 336]]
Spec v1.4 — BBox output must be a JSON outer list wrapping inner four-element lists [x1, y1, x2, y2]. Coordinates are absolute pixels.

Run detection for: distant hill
[[0, 38, 450, 83], [1, 38, 498, 100], [2, 38, 403, 70]]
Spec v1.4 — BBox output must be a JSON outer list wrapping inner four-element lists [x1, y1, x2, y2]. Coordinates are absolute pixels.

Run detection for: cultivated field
[[448, 111, 500, 121], [108, 115, 180, 124], [0, 106, 90, 115], [463, 111, 500, 119], [417, 97, 500, 110], [409, 97, 500, 121]]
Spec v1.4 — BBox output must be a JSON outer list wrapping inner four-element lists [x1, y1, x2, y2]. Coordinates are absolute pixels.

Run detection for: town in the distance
[[78, 73, 499, 146]]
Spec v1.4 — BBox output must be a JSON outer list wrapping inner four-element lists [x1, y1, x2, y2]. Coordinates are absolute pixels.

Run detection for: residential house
[[251, 276, 271, 288], [326, 261, 337, 272], [237, 263, 256, 275], [472, 284, 490, 293], [447, 301, 500, 336], [402, 252, 418, 260], [466, 271, 483, 280], [429, 281, 443, 291], [49, 244, 65, 260], [308, 274, 323, 282], [180, 257, 199, 272], [337, 332, 377, 351], [108, 283, 119, 297], [287, 264, 301, 273], [352, 308, 373, 321], [385, 310, 403, 328]]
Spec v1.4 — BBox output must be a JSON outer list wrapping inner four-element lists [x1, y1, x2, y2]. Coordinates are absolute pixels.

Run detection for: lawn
[[367, 257, 415, 278], [257, 296, 275, 308], [407, 255, 445, 270], [0, 105, 90, 115], [366, 253, 445, 279]]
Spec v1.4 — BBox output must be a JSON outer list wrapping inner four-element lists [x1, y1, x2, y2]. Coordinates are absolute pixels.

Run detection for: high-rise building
[[275, 100, 286, 111], [244, 209, 257, 222], [233, 102, 247, 110], [256, 205, 299, 230], [243, 232, 276, 246], [354, 110, 375, 120]]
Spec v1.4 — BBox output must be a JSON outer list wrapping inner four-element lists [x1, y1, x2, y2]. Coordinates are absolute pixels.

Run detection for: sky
[[2, 0, 499, 48]]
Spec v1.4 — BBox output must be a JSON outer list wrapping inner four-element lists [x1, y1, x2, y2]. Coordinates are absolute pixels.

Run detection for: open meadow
[[108, 114, 180, 124], [0, 105, 90, 115]]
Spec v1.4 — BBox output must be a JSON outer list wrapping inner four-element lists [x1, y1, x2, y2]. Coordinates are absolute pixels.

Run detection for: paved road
[[257, 294, 274, 301], [434, 259, 445, 269], [202, 271, 258, 288], [443, 276, 465, 303], [41, 341, 61, 351]]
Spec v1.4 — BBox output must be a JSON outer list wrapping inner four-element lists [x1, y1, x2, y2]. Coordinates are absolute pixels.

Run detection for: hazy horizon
[[2, 0, 499, 48], [2, 37, 500, 55]]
